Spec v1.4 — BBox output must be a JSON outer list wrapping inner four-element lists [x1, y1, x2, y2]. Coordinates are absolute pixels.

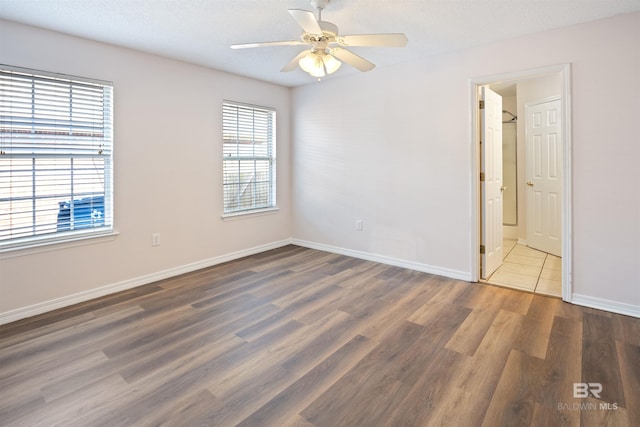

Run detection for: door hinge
[[480, 172, 485, 181], [479, 100, 485, 109], [480, 245, 486, 254]]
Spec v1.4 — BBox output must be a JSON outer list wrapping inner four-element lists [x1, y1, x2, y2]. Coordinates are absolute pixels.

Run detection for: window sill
[[221, 207, 280, 221], [0, 230, 119, 260]]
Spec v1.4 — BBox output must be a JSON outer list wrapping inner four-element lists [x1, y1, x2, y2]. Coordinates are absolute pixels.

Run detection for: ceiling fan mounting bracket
[[310, 0, 331, 12]]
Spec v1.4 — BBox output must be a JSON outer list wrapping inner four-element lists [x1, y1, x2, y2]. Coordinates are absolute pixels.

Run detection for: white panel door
[[526, 98, 562, 256], [481, 87, 503, 279]]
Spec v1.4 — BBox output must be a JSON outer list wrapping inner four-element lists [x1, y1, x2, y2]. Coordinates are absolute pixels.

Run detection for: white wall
[[0, 20, 292, 320], [292, 12, 640, 314], [2, 12, 638, 321]]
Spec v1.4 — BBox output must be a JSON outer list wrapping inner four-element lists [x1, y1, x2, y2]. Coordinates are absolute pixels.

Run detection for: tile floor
[[485, 239, 562, 297]]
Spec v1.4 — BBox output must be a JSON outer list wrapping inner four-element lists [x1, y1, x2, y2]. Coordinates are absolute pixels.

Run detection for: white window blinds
[[222, 101, 276, 214], [0, 65, 113, 248]]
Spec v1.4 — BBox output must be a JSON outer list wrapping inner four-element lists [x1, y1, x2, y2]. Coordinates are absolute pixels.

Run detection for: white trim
[[221, 207, 280, 220], [560, 64, 573, 303], [526, 95, 561, 108], [4, 236, 636, 325], [292, 238, 472, 281], [470, 79, 481, 282], [0, 230, 119, 260], [0, 238, 292, 325], [469, 63, 573, 303], [1, 63, 113, 87], [571, 294, 640, 319]]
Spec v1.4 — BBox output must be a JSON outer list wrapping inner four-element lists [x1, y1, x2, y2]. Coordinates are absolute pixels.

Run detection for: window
[[222, 101, 276, 215], [0, 65, 113, 250]]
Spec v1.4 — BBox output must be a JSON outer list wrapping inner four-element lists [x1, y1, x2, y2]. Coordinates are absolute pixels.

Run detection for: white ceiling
[[1, 0, 639, 87]]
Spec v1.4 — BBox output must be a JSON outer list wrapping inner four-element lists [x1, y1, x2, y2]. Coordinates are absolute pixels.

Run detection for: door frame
[[469, 63, 573, 302]]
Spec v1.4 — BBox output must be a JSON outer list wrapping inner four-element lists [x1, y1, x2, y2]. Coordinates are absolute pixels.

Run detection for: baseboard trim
[[291, 238, 472, 282], [0, 239, 293, 325], [571, 293, 640, 318], [5, 238, 637, 325], [503, 226, 519, 240]]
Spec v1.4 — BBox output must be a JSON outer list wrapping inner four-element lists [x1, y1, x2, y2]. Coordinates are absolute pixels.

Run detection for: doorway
[[470, 64, 572, 302]]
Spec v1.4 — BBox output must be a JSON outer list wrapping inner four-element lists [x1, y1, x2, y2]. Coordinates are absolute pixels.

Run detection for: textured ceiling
[[1, 0, 639, 87]]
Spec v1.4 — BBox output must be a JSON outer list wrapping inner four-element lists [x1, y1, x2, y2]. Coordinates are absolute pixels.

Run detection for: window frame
[[0, 65, 114, 253], [221, 100, 277, 217]]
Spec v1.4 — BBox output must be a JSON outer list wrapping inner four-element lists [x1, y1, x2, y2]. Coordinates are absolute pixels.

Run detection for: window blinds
[[0, 66, 113, 247], [222, 101, 276, 214]]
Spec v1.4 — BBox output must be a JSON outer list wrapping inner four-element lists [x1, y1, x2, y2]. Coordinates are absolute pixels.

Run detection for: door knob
[[526, 181, 534, 186], [501, 186, 507, 192]]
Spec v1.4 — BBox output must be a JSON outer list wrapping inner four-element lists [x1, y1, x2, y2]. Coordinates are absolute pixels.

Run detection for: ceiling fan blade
[[281, 50, 311, 72], [288, 9, 322, 35], [338, 34, 408, 47], [331, 48, 375, 72], [231, 40, 305, 49]]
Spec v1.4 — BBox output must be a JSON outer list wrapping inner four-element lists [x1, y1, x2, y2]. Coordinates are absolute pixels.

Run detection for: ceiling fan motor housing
[[319, 20, 338, 36], [302, 21, 338, 53]]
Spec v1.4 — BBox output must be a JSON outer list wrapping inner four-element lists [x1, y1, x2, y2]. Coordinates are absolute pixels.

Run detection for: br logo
[[573, 383, 602, 398]]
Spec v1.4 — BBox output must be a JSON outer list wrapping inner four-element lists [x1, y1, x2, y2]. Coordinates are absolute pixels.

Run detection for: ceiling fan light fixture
[[322, 54, 341, 74], [299, 52, 324, 76], [310, 65, 326, 78], [299, 51, 341, 78]]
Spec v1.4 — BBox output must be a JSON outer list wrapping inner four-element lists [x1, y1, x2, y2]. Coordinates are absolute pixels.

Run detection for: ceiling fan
[[230, 0, 408, 79]]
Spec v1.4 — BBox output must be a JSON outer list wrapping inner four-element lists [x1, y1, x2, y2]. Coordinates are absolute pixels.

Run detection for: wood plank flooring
[[1, 245, 638, 426]]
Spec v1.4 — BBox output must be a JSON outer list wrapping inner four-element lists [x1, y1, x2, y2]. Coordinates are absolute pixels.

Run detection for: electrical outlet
[[152, 233, 160, 246], [355, 219, 363, 231]]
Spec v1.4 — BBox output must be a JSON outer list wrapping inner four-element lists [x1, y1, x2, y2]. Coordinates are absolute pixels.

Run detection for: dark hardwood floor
[[1, 245, 638, 426]]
